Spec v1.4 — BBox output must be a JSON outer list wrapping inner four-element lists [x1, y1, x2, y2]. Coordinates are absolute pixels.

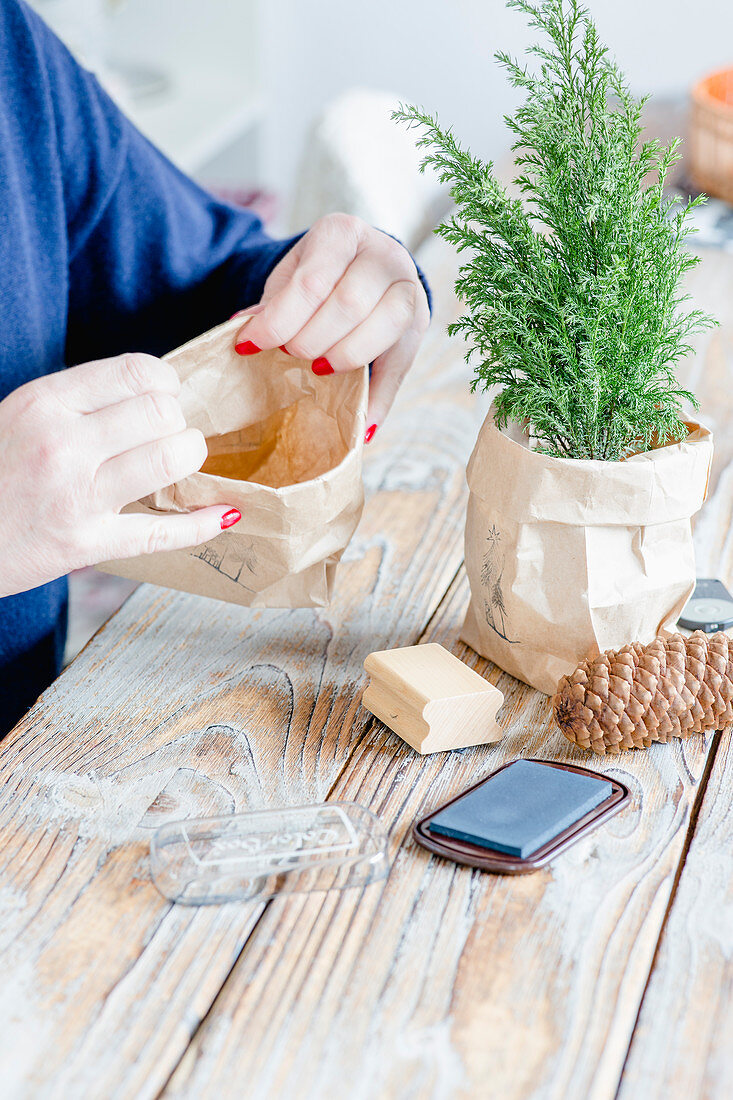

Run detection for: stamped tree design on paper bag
[[191, 539, 258, 589], [480, 526, 516, 643]]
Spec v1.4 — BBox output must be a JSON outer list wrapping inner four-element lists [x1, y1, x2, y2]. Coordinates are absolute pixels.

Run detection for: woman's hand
[[0, 353, 241, 598], [234, 214, 430, 441]]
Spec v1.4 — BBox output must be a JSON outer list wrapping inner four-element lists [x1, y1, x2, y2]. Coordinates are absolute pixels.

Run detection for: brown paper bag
[[99, 317, 368, 607], [461, 403, 714, 694]]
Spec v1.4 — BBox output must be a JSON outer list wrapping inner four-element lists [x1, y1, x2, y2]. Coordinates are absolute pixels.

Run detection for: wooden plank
[[609, 249, 733, 1098], [0, 235, 493, 1098], [164, 564, 718, 1100], [617, 725, 733, 1100]]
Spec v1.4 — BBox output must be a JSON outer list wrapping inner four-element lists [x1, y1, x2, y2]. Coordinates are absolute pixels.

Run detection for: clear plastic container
[[150, 801, 390, 905]]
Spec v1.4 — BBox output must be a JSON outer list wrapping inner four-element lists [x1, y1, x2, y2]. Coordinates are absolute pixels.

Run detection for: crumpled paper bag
[[99, 316, 368, 607], [461, 403, 714, 694]]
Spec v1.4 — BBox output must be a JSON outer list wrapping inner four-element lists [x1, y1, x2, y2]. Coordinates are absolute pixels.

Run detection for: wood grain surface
[[616, 726, 732, 1100], [163, 572, 716, 1100], [0, 230, 731, 1100]]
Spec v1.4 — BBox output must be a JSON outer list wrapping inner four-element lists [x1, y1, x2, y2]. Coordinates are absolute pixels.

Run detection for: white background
[[31, 0, 733, 213], [258, 0, 733, 204]]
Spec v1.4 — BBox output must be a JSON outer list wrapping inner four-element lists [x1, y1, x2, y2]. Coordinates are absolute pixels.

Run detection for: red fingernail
[[279, 345, 292, 355], [220, 509, 241, 529], [229, 309, 248, 319], [312, 357, 334, 375], [235, 340, 261, 356], [364, 423, 378, 444]]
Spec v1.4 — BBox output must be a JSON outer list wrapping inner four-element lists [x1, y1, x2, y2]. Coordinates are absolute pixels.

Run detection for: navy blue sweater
[[0, 1, 428, 732]]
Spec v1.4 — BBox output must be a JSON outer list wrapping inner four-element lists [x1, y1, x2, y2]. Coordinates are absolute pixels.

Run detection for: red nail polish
[[364, 423, 377, 444], [279, 345, 292, 355], [220, 508, 241, 529], [312, 357, 334, 375], [235, 340, 261, 356]]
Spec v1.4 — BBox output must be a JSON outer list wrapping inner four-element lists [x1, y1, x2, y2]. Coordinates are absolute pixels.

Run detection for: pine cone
[[553, 631, 733, 754]]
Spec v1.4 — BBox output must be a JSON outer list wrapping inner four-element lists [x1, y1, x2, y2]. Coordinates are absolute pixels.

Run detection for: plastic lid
[[150, 801, 390, 905]]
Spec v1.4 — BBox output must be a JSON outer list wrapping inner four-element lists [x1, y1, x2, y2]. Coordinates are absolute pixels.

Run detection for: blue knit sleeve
[[58, 81, 303, 361]]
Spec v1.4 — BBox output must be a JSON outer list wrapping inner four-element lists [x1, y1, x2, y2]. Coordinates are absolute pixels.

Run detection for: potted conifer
[[395, 0, 715, 693]]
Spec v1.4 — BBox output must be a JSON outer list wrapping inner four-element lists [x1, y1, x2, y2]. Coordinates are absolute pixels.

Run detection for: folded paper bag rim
[[467, 411, 713, 527], [97, 316, 369, 609]]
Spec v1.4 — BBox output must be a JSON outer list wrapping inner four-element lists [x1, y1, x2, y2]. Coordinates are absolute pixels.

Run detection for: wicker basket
[[690, 67, 733, 203]]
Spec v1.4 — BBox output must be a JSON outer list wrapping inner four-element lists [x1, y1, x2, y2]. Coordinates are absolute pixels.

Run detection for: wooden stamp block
[[362, 643, 504, 754]]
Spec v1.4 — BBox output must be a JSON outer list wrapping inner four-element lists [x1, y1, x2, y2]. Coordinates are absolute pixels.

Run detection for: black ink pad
[[414, 759, 630, 874]]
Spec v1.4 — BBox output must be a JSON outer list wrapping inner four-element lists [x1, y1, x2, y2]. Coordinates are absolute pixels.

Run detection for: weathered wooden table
[[1, 228, 732, 1100]]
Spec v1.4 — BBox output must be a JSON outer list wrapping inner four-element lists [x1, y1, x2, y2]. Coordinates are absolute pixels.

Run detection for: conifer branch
[[393, 0, 715, 460]]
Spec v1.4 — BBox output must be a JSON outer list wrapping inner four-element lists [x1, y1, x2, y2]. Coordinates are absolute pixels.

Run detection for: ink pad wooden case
[[413, 758, 631, 874]]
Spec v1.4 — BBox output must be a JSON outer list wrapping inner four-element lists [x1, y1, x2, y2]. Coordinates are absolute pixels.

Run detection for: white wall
[[259, 0, 733, 216]]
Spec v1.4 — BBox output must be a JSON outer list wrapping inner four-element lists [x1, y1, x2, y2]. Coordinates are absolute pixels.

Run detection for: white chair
[[288, 87, 451, 253]]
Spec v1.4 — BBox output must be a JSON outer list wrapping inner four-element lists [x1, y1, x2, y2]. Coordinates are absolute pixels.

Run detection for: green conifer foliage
[[394, 0, 715, 460]]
